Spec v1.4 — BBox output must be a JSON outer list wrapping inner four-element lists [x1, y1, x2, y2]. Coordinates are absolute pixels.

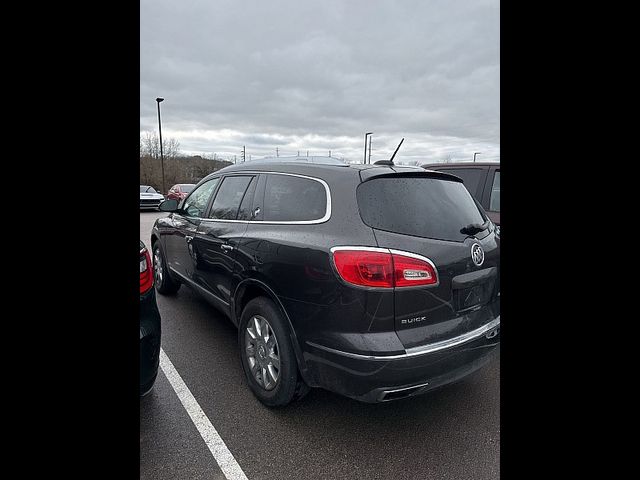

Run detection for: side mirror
[[159, 199, 179, 212]]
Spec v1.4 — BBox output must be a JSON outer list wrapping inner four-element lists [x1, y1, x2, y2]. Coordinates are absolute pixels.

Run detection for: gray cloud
[[141, 0, 499, 164]]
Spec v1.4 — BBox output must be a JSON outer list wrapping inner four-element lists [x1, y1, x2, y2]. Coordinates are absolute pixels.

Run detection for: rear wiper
[[460, 221, 490, 236]]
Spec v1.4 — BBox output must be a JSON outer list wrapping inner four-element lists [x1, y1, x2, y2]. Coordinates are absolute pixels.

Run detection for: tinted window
[[489, 170, 500, 212], [209, 176, 254, 220], [262, 174, 327, 222], [357, 176, 486, 242], [446, 168, 483, 197], [236, 177, 258, 220], [183, 179, 219, 217]]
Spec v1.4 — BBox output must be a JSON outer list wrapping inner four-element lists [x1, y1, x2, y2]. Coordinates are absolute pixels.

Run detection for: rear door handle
[[185, 235, 194, 243], [221, 244, 234, 252]]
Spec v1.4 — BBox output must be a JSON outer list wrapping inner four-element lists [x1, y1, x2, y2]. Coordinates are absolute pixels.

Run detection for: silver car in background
[[140, 185, 165, 210]]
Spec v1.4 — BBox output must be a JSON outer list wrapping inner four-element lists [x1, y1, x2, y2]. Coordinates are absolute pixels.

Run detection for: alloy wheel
[[245, 315, 280, 390], [153, 248, 163, 285]]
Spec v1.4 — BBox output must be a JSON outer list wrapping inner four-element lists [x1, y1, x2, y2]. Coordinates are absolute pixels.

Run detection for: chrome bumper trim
[[307, 316, 500, 361]]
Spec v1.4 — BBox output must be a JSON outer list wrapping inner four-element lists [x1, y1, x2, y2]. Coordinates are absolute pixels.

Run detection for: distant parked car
[[140, 240, 161, 395], [167, 183, 196, 202], [140, 185, 165, 210], [421, 162, 500, 228]]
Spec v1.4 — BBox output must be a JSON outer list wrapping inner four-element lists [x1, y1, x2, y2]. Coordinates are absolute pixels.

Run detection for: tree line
[[140, 132, 232, 192]]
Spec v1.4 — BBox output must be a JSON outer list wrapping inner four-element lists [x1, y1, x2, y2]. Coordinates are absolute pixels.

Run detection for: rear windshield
[[357, 176, 486, 242]]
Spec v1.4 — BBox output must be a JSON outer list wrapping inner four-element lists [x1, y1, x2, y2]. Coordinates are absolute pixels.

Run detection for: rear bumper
[[303, 316, 500, 402]]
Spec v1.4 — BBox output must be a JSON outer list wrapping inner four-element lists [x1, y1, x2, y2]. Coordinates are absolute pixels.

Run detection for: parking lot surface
[[140, 211, 500, 480]]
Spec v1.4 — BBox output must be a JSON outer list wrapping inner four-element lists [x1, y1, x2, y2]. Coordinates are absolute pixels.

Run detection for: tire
[[153, 242, 180, 295], [140, 371, 157, 397], [239, 297, 309, 407]]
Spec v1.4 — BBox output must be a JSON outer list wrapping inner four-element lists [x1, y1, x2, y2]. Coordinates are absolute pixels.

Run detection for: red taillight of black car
[[140, 247, 154, 294], [332, 248, 437, 288]]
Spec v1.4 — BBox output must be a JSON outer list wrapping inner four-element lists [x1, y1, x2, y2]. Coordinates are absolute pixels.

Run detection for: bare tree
[[140, 132, 233, 190], [140, 132, 183, 190], [164, 137, 180, 158], [140, 131, 159, 159], [140, 131, 180, 159]]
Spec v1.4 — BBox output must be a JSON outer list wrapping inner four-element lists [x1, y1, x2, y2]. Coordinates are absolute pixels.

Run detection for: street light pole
[[473, 152, 481, 163], [364, 132, 373, 164], [156, 97, 165, 193]]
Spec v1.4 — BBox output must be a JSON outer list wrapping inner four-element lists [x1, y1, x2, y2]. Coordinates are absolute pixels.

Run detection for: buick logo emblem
[[471, 243, 484, 267]]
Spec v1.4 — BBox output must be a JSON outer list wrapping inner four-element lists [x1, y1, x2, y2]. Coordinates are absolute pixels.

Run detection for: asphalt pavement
[[140, 211, 500, 480]]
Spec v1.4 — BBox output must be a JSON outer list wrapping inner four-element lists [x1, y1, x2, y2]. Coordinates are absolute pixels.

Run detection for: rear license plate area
[[454, 281, 494, 312]]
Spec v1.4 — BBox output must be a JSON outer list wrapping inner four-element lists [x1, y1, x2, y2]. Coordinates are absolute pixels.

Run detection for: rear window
[[357, 176, 486, 242], [262, 174, 327, 222], [180, 184, 195, 193]]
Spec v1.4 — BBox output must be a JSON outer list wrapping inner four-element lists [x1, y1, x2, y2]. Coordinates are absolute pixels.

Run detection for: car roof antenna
[[374, 137, 404, 166]]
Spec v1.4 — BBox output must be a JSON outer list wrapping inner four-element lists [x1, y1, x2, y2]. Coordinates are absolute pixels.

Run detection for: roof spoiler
[[360, 167, 464, 183]]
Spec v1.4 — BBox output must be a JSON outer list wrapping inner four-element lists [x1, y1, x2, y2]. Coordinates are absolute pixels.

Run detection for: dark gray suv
[[151, 157, 500, 406]]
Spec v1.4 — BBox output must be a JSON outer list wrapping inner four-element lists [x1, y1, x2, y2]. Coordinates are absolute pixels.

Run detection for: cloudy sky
[[140, 0, 499, 165]]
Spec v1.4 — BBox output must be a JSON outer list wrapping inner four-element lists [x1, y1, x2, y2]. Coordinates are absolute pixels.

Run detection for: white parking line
[[159, 348, 249, 480]]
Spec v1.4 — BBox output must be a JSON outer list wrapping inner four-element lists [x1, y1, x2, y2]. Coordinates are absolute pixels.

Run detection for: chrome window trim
[[199, 171, 331, 225], [306, 316, 500, 361]]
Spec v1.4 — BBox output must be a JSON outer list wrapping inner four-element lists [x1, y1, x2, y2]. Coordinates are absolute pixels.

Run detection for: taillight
[[140, 247, 153, 294], [390, 250, 438, 287], [332, 249, 394, 287], [331, 248, 437, 288]]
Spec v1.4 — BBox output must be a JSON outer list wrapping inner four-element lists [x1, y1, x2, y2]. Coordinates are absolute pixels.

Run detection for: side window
[[447, 168, 483, 198], [182, 179, 219, 218], [262, 174, 327, 222], [236, 177, 258, 220], [209, 176, 254, 220], [489, 170, 500, 212]]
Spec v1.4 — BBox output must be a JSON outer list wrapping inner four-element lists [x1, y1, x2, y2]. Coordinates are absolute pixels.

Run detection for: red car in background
[[167, 183, 196, 202]]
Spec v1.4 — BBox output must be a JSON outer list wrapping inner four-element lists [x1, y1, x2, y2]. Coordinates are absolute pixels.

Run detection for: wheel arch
[[233, 278, 312, 385]]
